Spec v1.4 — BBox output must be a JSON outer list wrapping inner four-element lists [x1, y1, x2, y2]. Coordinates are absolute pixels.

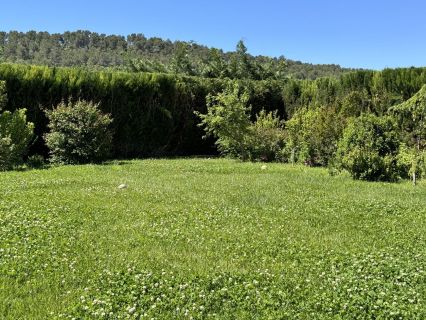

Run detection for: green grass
[[1, 159, 426, 319]]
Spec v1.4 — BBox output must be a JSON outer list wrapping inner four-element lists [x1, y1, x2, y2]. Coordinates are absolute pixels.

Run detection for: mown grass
[[1, 159, 426, 319]]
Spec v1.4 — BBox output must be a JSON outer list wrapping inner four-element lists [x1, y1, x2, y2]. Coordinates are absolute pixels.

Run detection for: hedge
[[1, 63, 426, 159], [0, 64, 285, 158]]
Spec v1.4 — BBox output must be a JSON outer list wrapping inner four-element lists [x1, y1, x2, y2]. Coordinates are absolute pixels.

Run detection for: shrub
[[285, 106, 345, 166], [396, 144, 426, 182], [196, 82, 252, 160], [391, 85, 426, 184], [26, 154, 46, 169], [247, 110, 286, 162], [335, 114, 401, 181], [339, 90, 371, 117], [197, 83, 286, 162], [0, 108, 34, 170], [44, 100, 113, 164]]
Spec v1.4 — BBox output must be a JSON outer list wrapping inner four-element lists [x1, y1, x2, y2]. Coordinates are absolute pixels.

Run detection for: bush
[[391, 85, 426, 184], [396, 144, 426, 182], [197, 83, 286, 162], [26, 154, 46, 169], [0, 108, 34, 170], [335, 114, 401, 181], [44, 100, 113, 164], [247, 110, 286, 162], [196, 82, 252, 160], [285, 106, 345, 166]]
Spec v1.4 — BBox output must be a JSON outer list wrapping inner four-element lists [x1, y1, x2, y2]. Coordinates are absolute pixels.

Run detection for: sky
[[1, 0, 425, 70]]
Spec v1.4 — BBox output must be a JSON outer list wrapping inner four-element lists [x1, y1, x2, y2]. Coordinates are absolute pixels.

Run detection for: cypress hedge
[[1, 63, 425, 159], [0, 64, 286, 158]]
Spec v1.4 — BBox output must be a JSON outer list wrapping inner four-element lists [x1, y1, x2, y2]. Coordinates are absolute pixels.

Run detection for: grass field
[[1, 159, 426, 319]]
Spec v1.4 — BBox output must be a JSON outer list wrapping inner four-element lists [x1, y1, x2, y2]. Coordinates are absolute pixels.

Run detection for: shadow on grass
[[14, 164, 51, 172]]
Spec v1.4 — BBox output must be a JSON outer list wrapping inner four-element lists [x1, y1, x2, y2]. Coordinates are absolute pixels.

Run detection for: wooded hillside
[[0, 30, 355, 80]]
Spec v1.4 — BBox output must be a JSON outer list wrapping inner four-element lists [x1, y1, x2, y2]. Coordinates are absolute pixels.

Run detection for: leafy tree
[[285, 106, 345, 166], [235, 40, 252, 79], [228, 40, 261, 80], [196, 82, 252, 160], [370, 71, 404, 114], [391, 85, 426, 184], [0, 108, 34, 170], [282, 80, 302, 117], [44, 100, 113, 164], [335, 114, 401, 181], [196, 82, 285, 162], [201, 48, 228, 79], [170, 42, 194, 75], [397, 143, 426, 184], [257, 56, 287, 80]]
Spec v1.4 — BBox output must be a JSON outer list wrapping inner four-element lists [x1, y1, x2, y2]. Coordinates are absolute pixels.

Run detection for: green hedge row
[[1, 63, 426, 159], [0, 64, 285, 158]]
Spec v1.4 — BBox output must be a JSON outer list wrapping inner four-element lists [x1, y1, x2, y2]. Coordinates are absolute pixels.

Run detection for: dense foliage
[[44, 100, 113, 164], [247, 110, 286, 162], [1, 62, 426, 181], [285, 106, 344, 166], [335, 115, 401, 181], [0, 63, 286, 158], [397, 144, 426, 182], [0, 108, 34, 170], [0, 80, 6, 110], [197, 83, 253, 160], [391, 85, 426, 183], [197, 83, 285, 161], [0, 30, 354, 80], [0, 78, 34, 170], [195, 73, 426, 182]]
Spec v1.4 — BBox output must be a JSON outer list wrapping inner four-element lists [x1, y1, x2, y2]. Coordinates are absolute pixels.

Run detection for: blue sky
[[1, 0, 425, 69]]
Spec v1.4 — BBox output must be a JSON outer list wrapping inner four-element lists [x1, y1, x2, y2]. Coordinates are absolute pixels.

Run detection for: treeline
[[0, 30, 354, 80], [0, 63, 426, 166]]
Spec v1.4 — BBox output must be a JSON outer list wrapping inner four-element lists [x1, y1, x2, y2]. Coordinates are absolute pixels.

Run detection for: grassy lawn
[[1, 159, 426, 319]]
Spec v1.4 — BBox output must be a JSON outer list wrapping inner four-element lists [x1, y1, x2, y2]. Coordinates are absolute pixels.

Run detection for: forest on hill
[[0, 30, 355, 80]]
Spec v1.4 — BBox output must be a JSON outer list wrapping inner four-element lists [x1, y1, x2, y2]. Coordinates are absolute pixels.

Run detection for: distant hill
[[0, 30, 358, 80]]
